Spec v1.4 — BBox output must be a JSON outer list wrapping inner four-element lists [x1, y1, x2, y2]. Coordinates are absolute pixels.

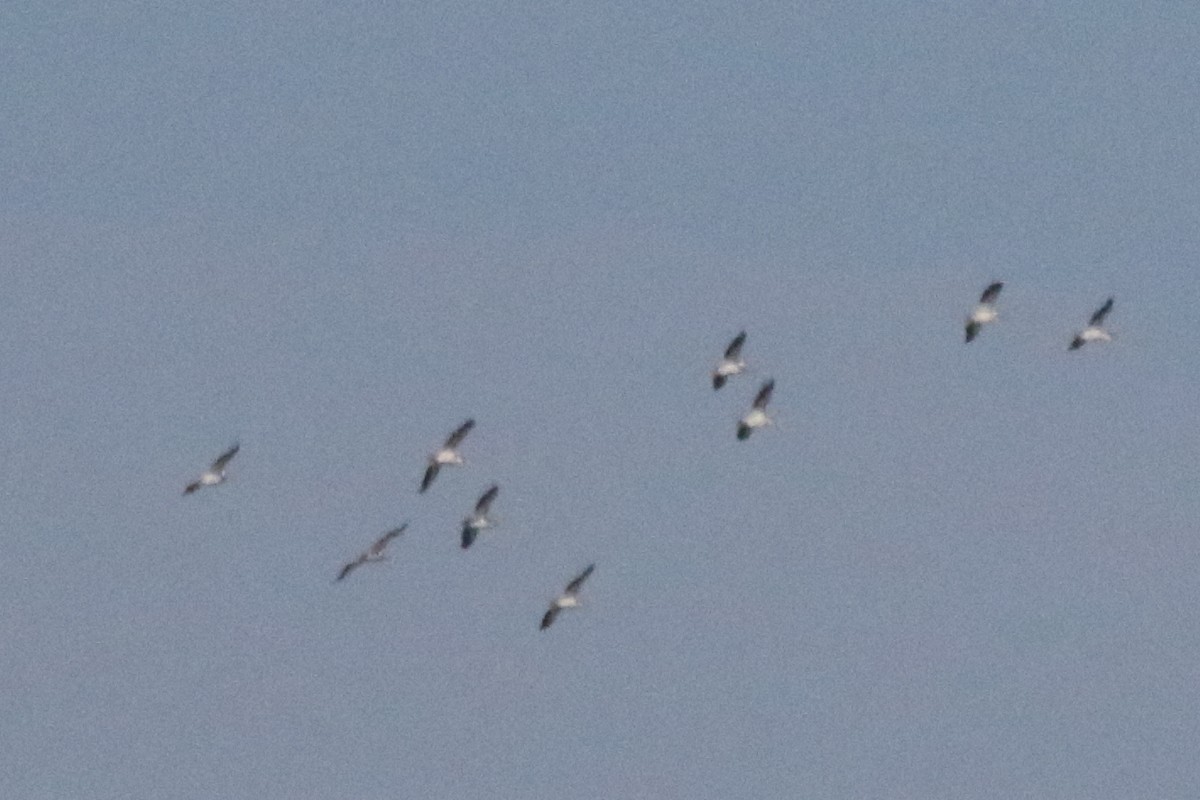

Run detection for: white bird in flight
[[965, 281, 1003, 343], [540, 563, 595, 630], [461, 484, 499, 550], [712, 330, 747, 390], [1070, 297, 1114, 351], [420, 419, 475, 493], [737, 379, 775, 440], [336, 524, 408, 582], [183, 444, 240, 495]]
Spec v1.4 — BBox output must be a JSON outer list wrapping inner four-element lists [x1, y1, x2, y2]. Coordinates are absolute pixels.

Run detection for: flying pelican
[[461, 484, 500, 550], [183, 444, 240, 495], [540, 563, 595, 630], [737, 379, 775, 440], [965, 281, 1003, 343], [420, 419, 475, 493], [1069, 297, 1115, 350], [336, 524, 408, 582], [712, 330, 747, 389]]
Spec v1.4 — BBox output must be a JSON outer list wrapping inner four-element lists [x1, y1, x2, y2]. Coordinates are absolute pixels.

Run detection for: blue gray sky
[[3, 3, 1199, 798]]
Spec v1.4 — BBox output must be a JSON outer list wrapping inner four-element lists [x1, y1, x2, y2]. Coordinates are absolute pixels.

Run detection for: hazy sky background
[[3, 2, 1199, 798]]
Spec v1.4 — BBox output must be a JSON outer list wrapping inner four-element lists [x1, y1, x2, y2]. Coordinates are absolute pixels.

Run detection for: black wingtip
[[724, 330, 747, 358], [753, 379, 774, 408], [477, 484, 500, 510], [712, 374, 726, 390], [420, 465, 437, 493], [736, 424, 751, 440], [1069, 337, 1084, 351], [461, 526, 476, 550]]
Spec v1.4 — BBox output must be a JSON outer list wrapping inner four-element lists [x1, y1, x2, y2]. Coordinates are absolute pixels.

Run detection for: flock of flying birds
[[963, 281, 1116, 350], [182, 416, 595, 630], [180, 283, 1115, 630]]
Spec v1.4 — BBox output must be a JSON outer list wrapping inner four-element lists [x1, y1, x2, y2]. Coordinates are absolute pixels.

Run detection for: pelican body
[[712, 330, 747, 390], [336, 524, 408, 582], [461, 484, 499, 549], [540, 564, 595, 630], [420, 419, 475, 493], [183, 444, 240, 495], [965, 281, 1003, 343], [737, 379, 775, 440], [1070, 297, 1114, 351]]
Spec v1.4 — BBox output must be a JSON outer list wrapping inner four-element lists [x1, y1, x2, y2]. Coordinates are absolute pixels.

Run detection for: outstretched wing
[[211, 443, 240, 471], [564, 563, 595, 595], [461, 523, 478, 550], [336, 556, 364, 582], [183, 481, 201, 495], [965, 320, 981, 343], [752, 379, 775, 410], [444, 419, 475, 448], [369, 524, 407, 557], [1089, 297, 1114, 326], [420, 463, 439, 493], [474, 484, 499, 515], [540, 606, 560, 630], [979, 282, 1003, 305], [723, 330, 747, 359]]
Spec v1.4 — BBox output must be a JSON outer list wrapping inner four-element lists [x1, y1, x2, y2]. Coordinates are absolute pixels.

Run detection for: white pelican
[[420, 419, 475, 493], [736, 379, 775, 440], [461, 484, 499, 550], [183, 444, 240, 495], [1070, 297, 1114, 350], [712, 330, 747, 390], [336, 524, 408, 582], [965, 281, 1003, 343], [540, 563, 595, 630]]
